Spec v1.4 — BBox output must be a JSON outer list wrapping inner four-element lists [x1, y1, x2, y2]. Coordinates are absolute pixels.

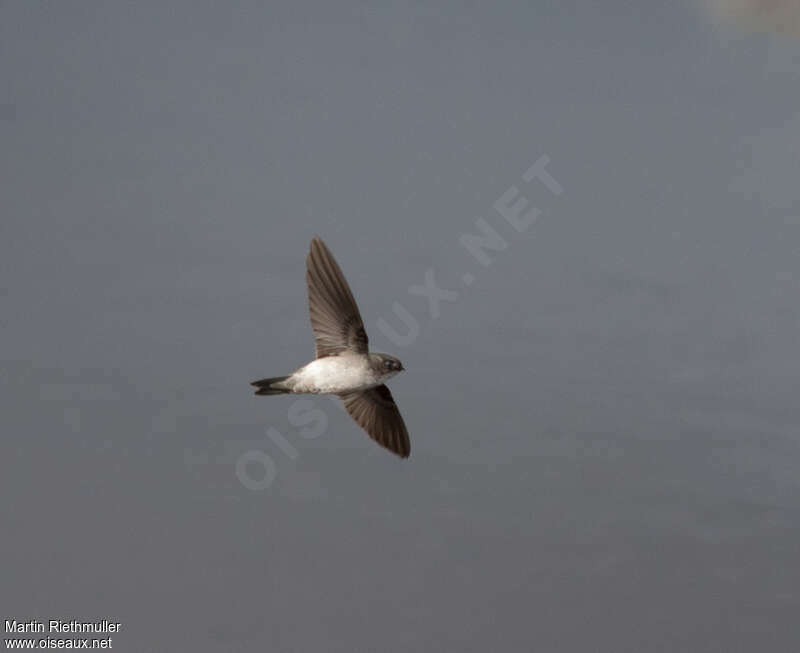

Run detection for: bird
[[251, 236, 410, 458]]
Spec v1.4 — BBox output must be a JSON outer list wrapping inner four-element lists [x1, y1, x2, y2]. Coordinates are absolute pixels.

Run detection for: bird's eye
[[384, 360, 393, 369]]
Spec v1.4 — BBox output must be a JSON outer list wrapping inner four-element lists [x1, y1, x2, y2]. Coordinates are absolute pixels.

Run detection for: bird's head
[[373, 353, 405, 377]]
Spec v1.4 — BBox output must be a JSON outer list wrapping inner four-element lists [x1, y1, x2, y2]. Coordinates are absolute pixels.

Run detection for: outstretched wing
[[306, 236, 369, 358], [339, 385, 410, 458]]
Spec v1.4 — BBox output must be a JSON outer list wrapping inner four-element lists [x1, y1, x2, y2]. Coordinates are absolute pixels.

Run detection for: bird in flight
[[251, 237, 410, 458]]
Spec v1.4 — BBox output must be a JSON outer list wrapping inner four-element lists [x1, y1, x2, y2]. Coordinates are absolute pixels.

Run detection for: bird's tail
[[251, 375, 291, 396]]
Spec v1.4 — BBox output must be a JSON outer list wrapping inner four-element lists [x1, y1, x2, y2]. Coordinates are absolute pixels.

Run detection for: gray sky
[[2, 2, 799, 651]]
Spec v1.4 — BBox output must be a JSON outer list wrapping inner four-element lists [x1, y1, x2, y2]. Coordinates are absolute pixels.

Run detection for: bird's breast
[[291, 355, 379, 394]]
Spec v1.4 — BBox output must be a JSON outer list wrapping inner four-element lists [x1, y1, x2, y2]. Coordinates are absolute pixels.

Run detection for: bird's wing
[[306, 236, 369, 358], [339, 385, 410, 458]]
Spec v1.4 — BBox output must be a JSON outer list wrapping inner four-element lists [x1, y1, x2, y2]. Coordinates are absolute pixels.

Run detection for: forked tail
[[251, 375, 291, 396]]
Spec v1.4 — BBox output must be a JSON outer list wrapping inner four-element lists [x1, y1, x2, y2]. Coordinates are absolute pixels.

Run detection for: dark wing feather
[[339, 385, 410, 458], [306, 236, 369, 357]]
